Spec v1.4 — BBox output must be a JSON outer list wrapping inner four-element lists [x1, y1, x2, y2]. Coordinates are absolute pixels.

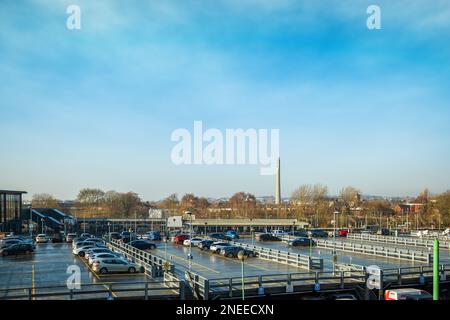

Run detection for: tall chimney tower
[[275, 157, 281, 205]]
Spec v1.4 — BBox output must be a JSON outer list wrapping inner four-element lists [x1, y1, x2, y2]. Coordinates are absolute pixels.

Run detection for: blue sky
[[1, 0, 450, 200]]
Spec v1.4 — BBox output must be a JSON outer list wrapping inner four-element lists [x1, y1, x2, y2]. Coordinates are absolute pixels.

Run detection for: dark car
[[1, 243, 34, 256], [108, 232, 121, 240], [146, 231, 161, 241], [197, 240, 214, 250], [307, 230, 329, 238], [0, 239, 23, 249], [52, 233, 64, 243], [221, 246, 257, 258], [120, 232, 137, 243], [256, 233, 281, 242], [287, 231, 308, 237], [130, 240, 156, 250], [208, 233, 232, 241], [287, 237, 315, 247]]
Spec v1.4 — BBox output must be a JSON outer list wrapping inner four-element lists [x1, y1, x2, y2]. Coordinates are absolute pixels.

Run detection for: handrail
[[348, 233, 450, 250]]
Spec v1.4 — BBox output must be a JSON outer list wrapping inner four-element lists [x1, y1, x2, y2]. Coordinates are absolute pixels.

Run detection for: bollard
[[433, 239, 439, 300]]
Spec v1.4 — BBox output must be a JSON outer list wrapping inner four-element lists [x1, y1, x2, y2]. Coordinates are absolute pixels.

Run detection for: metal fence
[[108, 239, 176, 277], [0, 280, 182, 300], [314, 238, 432, 263], [227, 240, 324, 270], [348, 233, 450, 250]]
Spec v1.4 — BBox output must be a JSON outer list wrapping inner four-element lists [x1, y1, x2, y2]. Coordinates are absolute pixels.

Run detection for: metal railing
[[108, 239, 176, 277], [0, 280, 181, 300], [227, 240, 324, 270], [348, 233, 450, 250], [314, 238, 432, 263]]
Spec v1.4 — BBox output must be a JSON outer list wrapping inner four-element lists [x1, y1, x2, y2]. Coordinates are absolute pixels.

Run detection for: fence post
[[28, 288, 32, 300], [397, 268, 402, 285], [340, 271, 344, 289], [229, 278, 233, 298], [203, 279, 210, 300], [144, 281, 149, 300], [179, 280, 186, 300]]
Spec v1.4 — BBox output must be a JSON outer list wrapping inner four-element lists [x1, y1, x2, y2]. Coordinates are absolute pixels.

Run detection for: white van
[[384, 289, 432, 300]]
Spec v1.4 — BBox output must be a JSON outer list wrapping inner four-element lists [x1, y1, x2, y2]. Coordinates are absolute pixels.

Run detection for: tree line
[[30, 186, 450, 228]]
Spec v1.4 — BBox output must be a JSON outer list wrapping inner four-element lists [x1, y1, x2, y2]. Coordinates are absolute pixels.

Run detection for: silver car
[[84, 247, 112, 260], [92, 257, 141, 274], [88, 252, 121, 265]]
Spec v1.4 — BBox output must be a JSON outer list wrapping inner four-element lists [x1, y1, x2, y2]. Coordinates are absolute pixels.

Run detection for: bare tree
[[32, 193, 59, 209]]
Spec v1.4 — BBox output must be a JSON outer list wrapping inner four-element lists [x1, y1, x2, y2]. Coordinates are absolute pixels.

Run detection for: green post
[[433, 239, 439, 300]]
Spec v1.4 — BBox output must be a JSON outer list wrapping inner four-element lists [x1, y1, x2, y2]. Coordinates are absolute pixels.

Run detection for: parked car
[[255, 233, 281, 242], [271, 230, 288, 237], [130, 240, 156, 250], [80, 233, 92, 238], [208, 233, 232, 241], [88, 252, 122, 265], [377, 228, 390, 236], [325, 293, 358, 300], [183, 238, 203, 246], [73, 244, 104, 257], [328, 229, 349, 237], [221, 246, 256, 258], [66, 233, 77, 243], [384, 289, 432, 300], [0, 238, 24, 249], [146, 231, 161, 241], [226, 230, 239, 239], [307, 230, 329, 238], [108, 232, 121, 240], [209, 242, 232, 254], [92, 257, 141, 274], [74, 238, 105, 250], [287, 231, 308, 237], [172, 234, 189, 244], [35, 234, 51, 243], [84, 247, 112, 260], [52, 233, 64, 243], [287, 238, 315, 247], [197, 239, 214, 251], [0, 243, 34, 256]]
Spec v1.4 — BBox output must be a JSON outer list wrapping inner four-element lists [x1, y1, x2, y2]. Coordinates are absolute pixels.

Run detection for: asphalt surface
[[237, 238, 432, 270], [0, 242, 175, 300], [153, 241, 306, 279]]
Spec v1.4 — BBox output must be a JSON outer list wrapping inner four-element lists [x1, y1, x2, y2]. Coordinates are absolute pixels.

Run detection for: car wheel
[[151, 245, 156, 249], [128, 267, 136, 273], [216, 249, 220, 254], [227, 253, 233, 258], [99, 268, 108, 274], [2, 251, 8, 256], [78, 251, 85, 257]]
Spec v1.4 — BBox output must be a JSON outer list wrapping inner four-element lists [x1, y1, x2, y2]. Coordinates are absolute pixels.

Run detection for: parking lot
[[236, 237, 450, 269], [0, 242, 173, 299], [152, 241, 304, 279]]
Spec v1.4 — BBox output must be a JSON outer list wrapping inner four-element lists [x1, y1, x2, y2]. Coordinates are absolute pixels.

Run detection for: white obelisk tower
[[275, 157, 281, 205]]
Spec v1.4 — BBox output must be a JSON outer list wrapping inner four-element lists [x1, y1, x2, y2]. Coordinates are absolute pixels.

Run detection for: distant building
[[394, 203, 424, 215], [0, 190, 27, 234]]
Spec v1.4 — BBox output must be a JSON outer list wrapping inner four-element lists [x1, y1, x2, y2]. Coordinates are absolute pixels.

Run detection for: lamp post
[[108, 222, 111, 242], [204, 222, 208, 236], [185, 211, 193, 271], [333, 211, 339, 255], [29, 205, 33, 238], [237, 250, 248, 300]]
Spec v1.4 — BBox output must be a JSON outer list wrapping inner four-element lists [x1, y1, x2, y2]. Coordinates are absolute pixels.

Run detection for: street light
[[185, 211, 193, 271], [237, 250, 248, 300], [333, 211, 339, 255], [108, 222, 111, 242]]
